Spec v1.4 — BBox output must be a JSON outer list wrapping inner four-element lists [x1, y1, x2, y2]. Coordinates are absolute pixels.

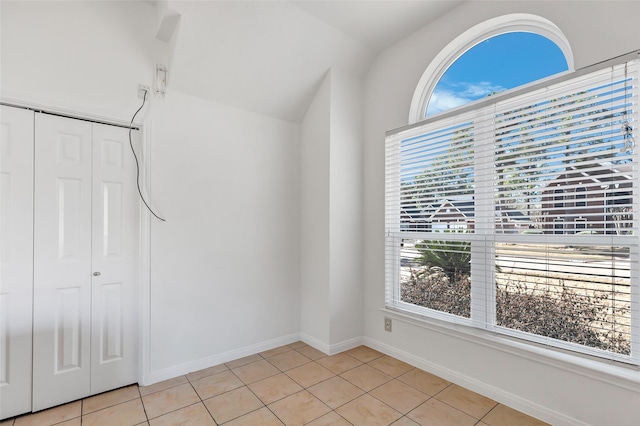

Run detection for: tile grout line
[[10, 345, 539, 425], [294, 355, 364, 425], [280, 350, 391, 424], [227, 351, 344, 425], [141, 379, 202, 423], [216, 383, 269, 425], [79, 386, 144, 421], [185, 377, 221, 424], [354, 354, 462, 425], [478, 401, 502, 425], [374, 358, 491, 424], [240, 384, 269, 424], [430, 382, 498, 422], [219, 360, 269, 424], [150, 363, 487, 426], [354, 362, 419, 424], [244, 356, 299, 425]]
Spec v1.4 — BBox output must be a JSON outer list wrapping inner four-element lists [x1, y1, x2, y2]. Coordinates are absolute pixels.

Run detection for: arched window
[[426, 32, 568, 116], [409, 14, 574, 123], [388, 13, 640, 364]]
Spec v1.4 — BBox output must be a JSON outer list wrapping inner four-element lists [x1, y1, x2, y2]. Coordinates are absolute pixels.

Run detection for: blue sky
[[426, 32, 569, 116]]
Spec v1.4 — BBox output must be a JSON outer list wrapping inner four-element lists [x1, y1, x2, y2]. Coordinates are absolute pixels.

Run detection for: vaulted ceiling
[[153, 1, 463, 122]]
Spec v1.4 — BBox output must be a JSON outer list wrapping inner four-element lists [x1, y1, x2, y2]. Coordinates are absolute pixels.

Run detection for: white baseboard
[[142, 333, 300, 386], [139, 330, 584, 425], [327, 336, 363, 355], [298, 333, 330, 354], [362, 336, 586, 426], [299, 333, 363, 355], [142, 332, 362, 387]]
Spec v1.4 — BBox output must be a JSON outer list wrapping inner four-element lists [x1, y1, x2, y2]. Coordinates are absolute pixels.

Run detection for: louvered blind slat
[[385, 59, 640, 364]]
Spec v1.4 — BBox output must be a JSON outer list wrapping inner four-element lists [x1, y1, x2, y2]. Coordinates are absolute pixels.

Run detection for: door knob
[[93, 272, 101, 276]]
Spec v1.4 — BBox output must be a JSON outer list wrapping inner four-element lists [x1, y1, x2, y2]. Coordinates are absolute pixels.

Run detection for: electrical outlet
[[384, 317, 392, 332], [137, 84, 150, 100]]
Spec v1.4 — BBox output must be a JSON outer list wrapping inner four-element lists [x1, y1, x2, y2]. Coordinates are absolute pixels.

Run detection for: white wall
[[5, 1, 639, 422], [1, 0, 302, 385], [362, 1, 640, 425], [0, 1, 163, 121], [148, 90, 301, 375], [299, 70, 363, 351], [328, 70, 363, 346], [300, 73, 331, 345]]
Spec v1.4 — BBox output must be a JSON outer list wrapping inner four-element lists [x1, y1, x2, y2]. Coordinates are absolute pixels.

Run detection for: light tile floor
[[2, 344, 548, 426]]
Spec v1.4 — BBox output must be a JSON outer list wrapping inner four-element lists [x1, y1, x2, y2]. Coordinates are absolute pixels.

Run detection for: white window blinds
[[385, 57, 640, 364]]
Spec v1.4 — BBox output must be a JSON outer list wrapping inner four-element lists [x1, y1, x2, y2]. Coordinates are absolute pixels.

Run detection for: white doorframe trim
[[0, 96, 140, 130], [138, 119, 153, 386]]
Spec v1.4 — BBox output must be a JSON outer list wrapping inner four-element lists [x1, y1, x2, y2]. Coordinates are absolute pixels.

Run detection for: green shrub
[[416, 239, 471, 279]]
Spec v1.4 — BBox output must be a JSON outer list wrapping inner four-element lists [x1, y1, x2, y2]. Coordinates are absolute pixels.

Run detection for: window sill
[[381, 306, 640, 392]]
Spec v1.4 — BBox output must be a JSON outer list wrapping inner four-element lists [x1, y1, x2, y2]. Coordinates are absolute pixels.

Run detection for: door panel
[[102, 182, 124, 257], [0, 106, 34, 419], [98, 283, 124, 363], [90, 124, 139, 394], [57, 178, 83, 260], [33, 113, 92, 411], [54, 287, 83, 374]]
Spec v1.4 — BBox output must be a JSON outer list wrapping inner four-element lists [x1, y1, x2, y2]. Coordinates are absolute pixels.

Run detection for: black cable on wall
[[129, 90, 166, 222]]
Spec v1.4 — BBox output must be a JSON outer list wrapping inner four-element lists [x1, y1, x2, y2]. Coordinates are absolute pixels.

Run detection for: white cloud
[[458, 81, 506, 98], [427, 81, 506, 116], [426, 90, 468, 115]]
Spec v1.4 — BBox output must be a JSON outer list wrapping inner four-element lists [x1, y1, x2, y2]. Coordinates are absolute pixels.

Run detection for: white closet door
[[0, 106, 34, 419], [33, 114, 93, 411], [90, 124, 139, 394]]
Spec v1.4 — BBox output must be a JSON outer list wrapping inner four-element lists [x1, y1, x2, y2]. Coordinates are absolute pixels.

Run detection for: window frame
[[409, 14, 574, 124], [387, 51, 640, 368]]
